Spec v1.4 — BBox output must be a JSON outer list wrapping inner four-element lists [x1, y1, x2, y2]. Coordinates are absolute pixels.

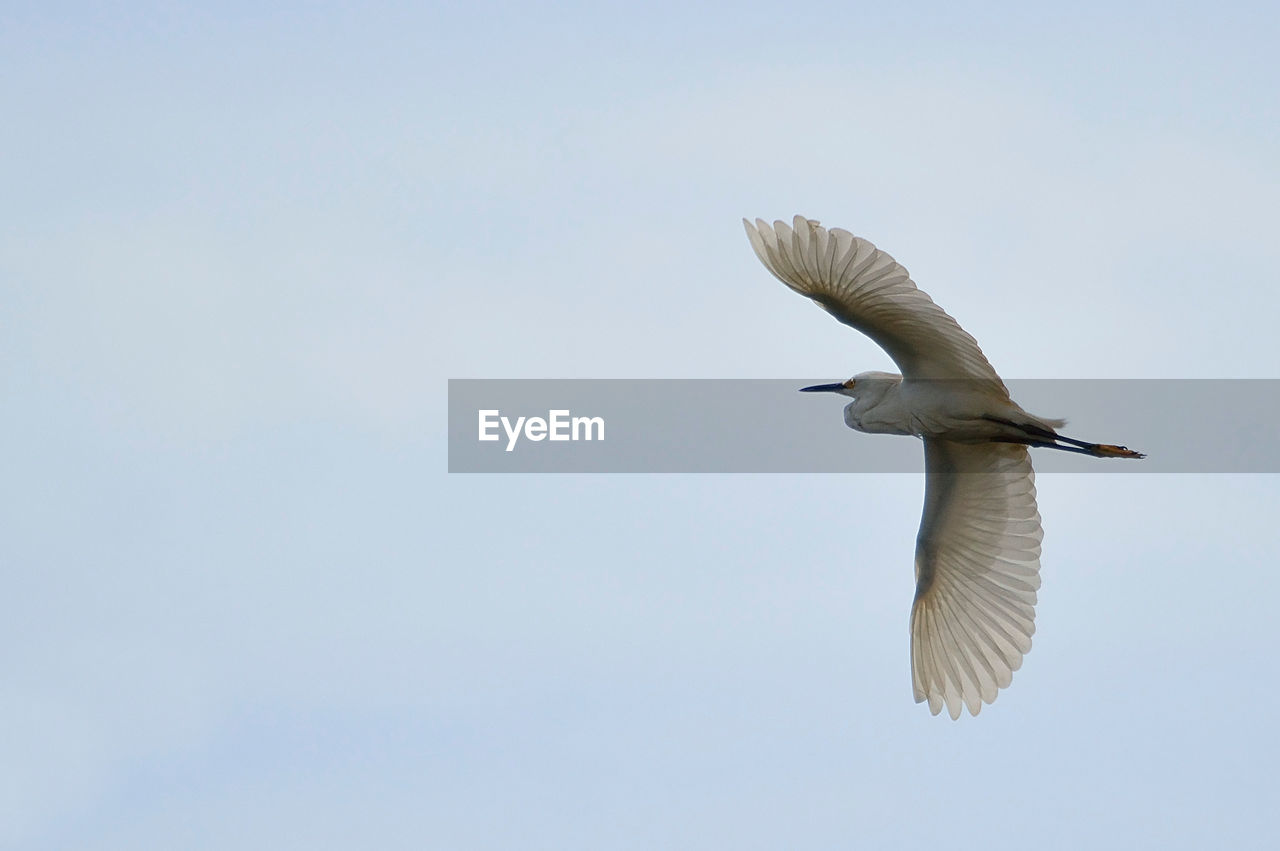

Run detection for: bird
[[743, 215, 1143, 719]]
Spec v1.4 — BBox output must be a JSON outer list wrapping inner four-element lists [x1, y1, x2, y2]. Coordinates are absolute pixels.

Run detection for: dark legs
[[983, 416, 1146, 459], [1017, 436, 1145, 458]]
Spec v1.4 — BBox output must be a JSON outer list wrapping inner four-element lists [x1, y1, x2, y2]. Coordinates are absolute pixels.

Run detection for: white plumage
[[744, 215, 1141, 718]]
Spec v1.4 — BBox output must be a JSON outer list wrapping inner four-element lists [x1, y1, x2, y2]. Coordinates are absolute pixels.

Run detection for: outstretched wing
[[743, 216, 1007, 390], [911, 439, 1042, 718]]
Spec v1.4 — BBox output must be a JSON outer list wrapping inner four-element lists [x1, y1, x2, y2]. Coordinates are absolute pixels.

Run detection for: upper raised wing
[[910, 439, 1042, 718], [744, 216, 1007, 391]]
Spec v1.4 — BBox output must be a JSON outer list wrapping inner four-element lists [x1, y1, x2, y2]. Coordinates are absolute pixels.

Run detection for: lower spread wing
[[911, 439, 1042, 719], [743, 216, 1007, 391]]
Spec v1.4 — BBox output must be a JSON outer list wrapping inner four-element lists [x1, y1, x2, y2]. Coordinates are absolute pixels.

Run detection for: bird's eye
[[843, 379, 857, 389]]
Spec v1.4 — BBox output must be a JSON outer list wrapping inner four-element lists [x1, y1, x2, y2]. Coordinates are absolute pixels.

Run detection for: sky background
[[4, 1, 1280, 847]]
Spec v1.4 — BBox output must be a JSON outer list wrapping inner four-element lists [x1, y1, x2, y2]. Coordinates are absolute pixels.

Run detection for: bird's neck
[[844, 382, 913, 436]]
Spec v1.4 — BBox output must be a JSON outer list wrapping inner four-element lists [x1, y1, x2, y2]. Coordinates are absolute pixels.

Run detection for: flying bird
[[743, 215, 1143, 719]]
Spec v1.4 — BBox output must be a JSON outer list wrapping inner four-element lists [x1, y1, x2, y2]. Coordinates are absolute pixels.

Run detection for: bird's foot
[[1094, 444, 1145, 459]]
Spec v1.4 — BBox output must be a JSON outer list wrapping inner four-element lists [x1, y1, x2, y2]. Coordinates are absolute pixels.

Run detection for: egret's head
[[799, 371, 900, 398]]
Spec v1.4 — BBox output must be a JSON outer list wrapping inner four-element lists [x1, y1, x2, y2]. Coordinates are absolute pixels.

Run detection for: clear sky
[[4, 1, 1279, 847]]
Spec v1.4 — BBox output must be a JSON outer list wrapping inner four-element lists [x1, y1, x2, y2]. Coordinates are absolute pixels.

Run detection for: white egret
[[744, 216, 1143, 719]]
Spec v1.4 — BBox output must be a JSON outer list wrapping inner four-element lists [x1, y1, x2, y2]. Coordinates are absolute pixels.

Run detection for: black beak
[[799, 382, 845, 393]]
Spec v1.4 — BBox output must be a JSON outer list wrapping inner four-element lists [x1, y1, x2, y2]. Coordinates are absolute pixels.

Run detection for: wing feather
[[744, 216, 1007, 391], [744, 215, 1045, 717], [911, 439, 1042, 718]]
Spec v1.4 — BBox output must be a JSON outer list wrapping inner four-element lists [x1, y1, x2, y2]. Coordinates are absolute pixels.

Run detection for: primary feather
[[743, 216, 1007, 393], [913, 439, 1040, 718]]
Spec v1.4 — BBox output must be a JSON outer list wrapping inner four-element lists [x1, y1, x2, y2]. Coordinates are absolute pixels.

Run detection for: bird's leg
[[993, 436, 1144, 458], [1044, 433, 1146, 459], [981, 416, 1145, 459], [994, 437, 1099, 456]]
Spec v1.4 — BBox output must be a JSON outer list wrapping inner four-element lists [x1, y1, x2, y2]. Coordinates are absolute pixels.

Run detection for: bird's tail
[[1029, 414, 1067, 431]]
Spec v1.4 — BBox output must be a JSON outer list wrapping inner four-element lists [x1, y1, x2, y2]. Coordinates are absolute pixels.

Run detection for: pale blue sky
[[4, 2, 1279, 848]]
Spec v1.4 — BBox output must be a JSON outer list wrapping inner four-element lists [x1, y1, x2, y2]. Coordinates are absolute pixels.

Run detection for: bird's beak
[[799, 382, 846, 393]]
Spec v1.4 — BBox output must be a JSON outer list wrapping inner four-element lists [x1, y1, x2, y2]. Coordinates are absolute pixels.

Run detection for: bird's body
[[744, 216, 1142, 719], [834, 372, 1019, 437]]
